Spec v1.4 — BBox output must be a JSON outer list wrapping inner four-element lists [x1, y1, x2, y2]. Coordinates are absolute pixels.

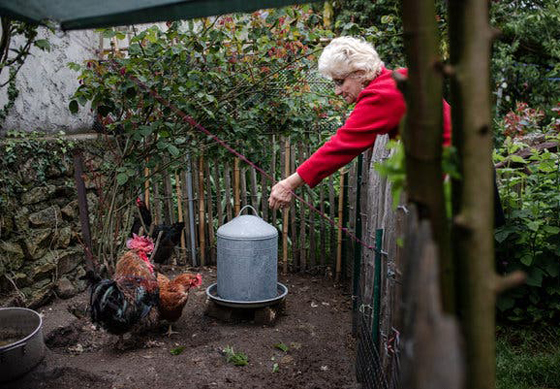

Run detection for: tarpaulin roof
[[0, 0, 311, 30]]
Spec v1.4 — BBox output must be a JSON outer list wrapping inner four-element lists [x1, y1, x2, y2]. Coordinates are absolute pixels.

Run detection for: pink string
[[113, 61, 375, 252]]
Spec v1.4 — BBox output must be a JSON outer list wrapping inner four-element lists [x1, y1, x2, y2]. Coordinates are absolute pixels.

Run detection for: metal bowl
[[0, 307, 45, 382], [206, 282, 288, 309]]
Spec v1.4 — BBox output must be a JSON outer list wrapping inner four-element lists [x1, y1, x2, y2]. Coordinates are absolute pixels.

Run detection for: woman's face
[[333, 72, 364, 104]]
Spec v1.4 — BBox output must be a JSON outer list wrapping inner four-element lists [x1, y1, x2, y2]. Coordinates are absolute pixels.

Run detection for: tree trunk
[[448, 1, 496, 388], [401, 0, 454, 313]]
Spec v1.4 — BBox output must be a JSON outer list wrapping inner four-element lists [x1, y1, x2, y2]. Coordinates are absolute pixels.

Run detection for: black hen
[[131, 198, 185, 264], [151, 222, 185, 264], [131, 198, 152, 236]]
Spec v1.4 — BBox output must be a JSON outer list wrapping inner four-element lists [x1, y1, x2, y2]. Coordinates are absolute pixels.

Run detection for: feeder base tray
[[204, 298, 286, 325], [205, 283, 288, 309]]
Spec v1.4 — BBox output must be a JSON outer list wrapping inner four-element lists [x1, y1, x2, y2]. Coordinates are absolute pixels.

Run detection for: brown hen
[[157, 272, 202, 336]]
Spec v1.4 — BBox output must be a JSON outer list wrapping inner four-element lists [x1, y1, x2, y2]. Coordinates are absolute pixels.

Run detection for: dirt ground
[[3, 267, 359, 389]]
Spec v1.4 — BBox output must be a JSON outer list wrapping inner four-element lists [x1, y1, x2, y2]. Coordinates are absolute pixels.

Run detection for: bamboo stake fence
[[125, 135, 358, 275]]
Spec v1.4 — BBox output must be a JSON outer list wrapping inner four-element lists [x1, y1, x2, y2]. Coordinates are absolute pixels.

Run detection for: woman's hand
[[268, 173, 305, 210]]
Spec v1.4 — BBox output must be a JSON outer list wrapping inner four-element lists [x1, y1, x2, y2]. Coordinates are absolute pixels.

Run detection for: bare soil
[[2, 267, 358, 389]]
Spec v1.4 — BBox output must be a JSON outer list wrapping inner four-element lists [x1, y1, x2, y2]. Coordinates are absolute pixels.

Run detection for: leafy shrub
[[495, 105, 560, 323]]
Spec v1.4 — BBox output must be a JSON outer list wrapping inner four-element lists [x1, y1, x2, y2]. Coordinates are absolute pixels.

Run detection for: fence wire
[[355, 303, 401, 389]]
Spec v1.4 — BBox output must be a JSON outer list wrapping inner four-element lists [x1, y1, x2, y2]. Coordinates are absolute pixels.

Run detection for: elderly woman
[[268, 36, 452, 210]]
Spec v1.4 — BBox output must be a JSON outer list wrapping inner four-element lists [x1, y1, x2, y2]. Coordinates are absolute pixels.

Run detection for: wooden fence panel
[[400, 210, 464, 389]]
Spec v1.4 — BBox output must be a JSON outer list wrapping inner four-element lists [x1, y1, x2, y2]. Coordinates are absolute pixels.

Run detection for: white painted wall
[[0, 27, 99, 135]]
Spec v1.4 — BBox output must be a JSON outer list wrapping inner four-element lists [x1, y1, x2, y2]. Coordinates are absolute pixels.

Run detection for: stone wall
[[0, 136, 101, 308]]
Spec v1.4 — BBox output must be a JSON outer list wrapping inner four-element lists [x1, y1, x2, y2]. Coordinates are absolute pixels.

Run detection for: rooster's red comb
[[190, 273, 202, 287], [126, 234, 154, 254]]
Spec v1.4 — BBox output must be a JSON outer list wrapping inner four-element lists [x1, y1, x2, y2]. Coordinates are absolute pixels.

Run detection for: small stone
[[29, 205, 62, 228], [55, 277, 77, 299], [61, 200, 79, 220], [21, 185, 56, 205], [24, 228, 53, 259], [281, 355, 294, 364], [55, 226, 73, 248]]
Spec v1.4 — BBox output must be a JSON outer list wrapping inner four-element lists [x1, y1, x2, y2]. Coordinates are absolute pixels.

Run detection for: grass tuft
[[496, 325, 560, 389]]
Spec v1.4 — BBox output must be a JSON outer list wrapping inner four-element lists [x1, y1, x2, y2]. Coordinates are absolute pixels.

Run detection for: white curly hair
[[318, 36, 384, 83]]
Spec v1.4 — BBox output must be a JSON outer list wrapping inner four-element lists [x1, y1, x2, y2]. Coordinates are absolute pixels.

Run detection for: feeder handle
[[237, 205, 259, 217]]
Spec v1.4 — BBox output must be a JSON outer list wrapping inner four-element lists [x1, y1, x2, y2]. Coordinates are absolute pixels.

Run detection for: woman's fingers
[[268, 181, 293, 210]]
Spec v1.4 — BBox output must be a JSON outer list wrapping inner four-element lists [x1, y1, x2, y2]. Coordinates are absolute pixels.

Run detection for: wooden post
[[152, 176, 162, 225], [144, 166, 150, 208], [261, 173, 268, 222], [249, 167, 259, 212], [241, 167, 247, 209], [162, 160, 174, 225], [335, 170, 345, 282], [271, 134, 277, 227], [400, 214, 464, 389], [448, 1, 501, 388], [328, 175, 336, 271], [319, 184, 326, 268], [224, 162, 233, 222], [214, 163, 224, 226], [290, 143, 298, 270], [401, 0, 453, 312], [282, 137, 290, 274], [297, 143, 306, 273], [198, 155, 206, 266], [72, 149, 95, 273], [307, 141, 316, 269], [234, 157, 241, 216], [205, 160, 216, 264], [175, 172, 186, 265]]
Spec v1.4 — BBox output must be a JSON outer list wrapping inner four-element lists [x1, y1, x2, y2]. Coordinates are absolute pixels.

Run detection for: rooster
[[157, 272, 202, 336], [87, 234, 160, 345], [131, 197, 185, 264]]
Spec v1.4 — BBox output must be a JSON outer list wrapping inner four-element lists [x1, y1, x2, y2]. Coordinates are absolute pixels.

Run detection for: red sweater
[[297, 68, 452, 188]]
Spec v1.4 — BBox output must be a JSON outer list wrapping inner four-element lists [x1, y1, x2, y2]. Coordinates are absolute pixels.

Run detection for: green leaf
[[543, 261, 560, 277], [274, 343, 289, 352], [495, 229, 512, 243], [520, 254, 533, 266], [167, 144, 180, 157], [138, 125, 153, 137], [170, 346, 185, 355], [543, 226, 560, 235], [102, 29, 117, 38], [68, 100, 79, 114], [526, 268, 544, 287], [34, 39, 51, 51], [67, 62, 81, 72], [497, 295, 515, 312], [223, 346, 248, 366], [509, 155, 528, 164], [381, 15, 393, 24], [116, 173, 128, 186]]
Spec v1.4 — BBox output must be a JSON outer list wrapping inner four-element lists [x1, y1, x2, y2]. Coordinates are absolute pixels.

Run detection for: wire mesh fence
[[355, 311, 390, 389]]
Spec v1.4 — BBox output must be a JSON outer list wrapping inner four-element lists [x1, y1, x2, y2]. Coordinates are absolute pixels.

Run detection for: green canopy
[[0, 0, 311, 30]]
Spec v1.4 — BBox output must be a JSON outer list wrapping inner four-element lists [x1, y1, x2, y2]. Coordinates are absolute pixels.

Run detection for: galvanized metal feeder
[[206, 205, 288, 310]]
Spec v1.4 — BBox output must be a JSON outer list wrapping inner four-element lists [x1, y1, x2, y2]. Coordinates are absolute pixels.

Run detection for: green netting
[[0, 0, 311, 30]]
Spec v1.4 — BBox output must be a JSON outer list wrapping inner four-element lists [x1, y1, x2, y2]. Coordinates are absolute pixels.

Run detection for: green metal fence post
[[352, 154, 364, 336], [372, 228, 383, 348]]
